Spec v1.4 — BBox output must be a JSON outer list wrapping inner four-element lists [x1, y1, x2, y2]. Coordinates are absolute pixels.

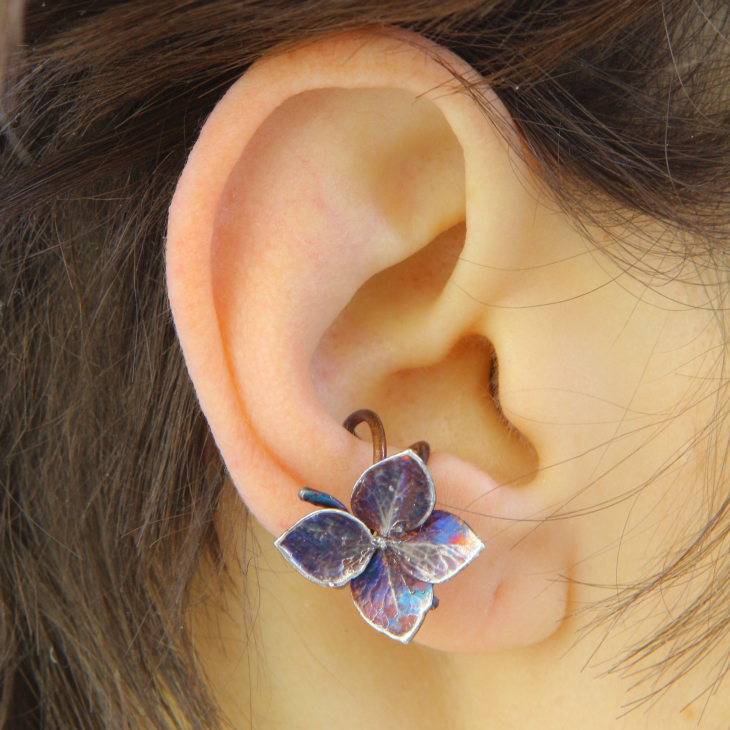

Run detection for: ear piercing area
[[276, 409, 483, 643]]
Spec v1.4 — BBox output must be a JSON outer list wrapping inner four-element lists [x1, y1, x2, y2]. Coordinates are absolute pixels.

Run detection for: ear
[[167, 31, 578, 653]]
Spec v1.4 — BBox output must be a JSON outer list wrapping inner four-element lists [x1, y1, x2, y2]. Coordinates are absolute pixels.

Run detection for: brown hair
[[1, 1, 729, 727]]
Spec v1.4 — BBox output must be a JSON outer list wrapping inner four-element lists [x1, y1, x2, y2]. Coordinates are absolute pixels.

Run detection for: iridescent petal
[[275, 510, 375, 588], [350, 549, 434, 643], [390, 510, 484, 584], [350, 451, 435, 537]]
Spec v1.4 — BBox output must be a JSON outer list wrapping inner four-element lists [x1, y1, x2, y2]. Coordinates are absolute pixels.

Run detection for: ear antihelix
[[210, 84, 468, 490]]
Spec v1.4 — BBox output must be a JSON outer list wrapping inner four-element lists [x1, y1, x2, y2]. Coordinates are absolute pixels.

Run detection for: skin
[[167, 31, 730, 729]]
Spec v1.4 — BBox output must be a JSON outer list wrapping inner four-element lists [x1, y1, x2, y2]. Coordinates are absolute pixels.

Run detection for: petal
[[275, 510, 375, 588], [350, 451, 435, 537], [390, 510, 484, 584], [350, 549, 433, 644], [298, 487, 348, 512]]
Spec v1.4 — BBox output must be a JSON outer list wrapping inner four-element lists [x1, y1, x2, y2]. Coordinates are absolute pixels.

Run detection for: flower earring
[[275, 409, 484, 643]]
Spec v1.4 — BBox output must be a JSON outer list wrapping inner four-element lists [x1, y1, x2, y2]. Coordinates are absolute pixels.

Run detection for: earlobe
[[167, 31, 576, 653]]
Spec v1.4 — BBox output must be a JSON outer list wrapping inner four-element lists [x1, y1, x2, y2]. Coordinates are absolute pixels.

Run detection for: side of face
[[167, 31, 720, 654]]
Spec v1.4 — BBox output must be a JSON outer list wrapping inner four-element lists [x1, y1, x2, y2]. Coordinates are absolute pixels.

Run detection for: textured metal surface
[[350, 451, 435, 537], [390, 510, 484, 584], [350, 548, 434, 644], [275, 431, 485, 643], [275, 510, 375, 588]]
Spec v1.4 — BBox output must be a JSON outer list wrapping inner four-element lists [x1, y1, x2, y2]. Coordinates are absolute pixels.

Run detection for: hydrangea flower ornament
[[275, 410, 485, 643]]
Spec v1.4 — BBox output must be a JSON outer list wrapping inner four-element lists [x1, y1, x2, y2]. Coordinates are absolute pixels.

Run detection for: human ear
[[166, 31, 578, 654]]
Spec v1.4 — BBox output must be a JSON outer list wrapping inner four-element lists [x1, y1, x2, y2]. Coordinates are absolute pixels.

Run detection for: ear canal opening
[[371, 334, 538, 488], [315, 219, 538, 488]]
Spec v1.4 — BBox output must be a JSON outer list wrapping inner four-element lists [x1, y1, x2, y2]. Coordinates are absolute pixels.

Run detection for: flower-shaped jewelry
[[275, 409, 484, 643]]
